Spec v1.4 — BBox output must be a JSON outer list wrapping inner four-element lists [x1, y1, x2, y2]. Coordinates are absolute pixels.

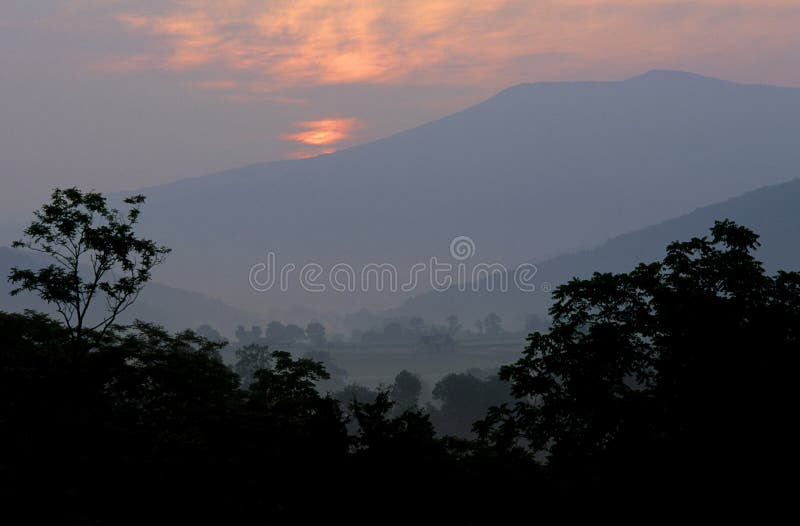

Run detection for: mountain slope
[[390, 178, 800, 328], [90, 71, 800, 315]]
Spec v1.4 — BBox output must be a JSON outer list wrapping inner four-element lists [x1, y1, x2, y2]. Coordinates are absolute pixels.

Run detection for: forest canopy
[[1, 191, 796, 522]]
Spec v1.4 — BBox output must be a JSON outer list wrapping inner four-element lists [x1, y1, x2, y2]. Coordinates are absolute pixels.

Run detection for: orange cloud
[[286, 148, 338, 160], [282, 118, 361, 158], [90, 1, 800, 90]]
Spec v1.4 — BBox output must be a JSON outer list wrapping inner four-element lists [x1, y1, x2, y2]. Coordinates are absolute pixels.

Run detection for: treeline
[[228, 327, 516, 438], [220, 310, 544, 352], [214, 339, 514, 438], [3, 220, 796, 521], [329, 368, 513, 438], [0, 313, 534, 523], [1, 190, 796, 521], [221, 320, 329, 348]]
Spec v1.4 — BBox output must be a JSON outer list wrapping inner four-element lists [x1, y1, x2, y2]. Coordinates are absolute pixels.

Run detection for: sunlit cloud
[[71, 0, 800, 161], [90, 0, 800, 93], [282, 118, 361, 158], [286, 148, 338, 160]]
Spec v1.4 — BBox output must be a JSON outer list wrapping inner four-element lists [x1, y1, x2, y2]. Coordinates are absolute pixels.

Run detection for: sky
[[2, 0, 800, 216]]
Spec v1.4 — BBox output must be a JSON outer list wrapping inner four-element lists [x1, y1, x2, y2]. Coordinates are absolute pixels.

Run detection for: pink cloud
[[92, 1, 800, 92], [282, 118, 362, 158]]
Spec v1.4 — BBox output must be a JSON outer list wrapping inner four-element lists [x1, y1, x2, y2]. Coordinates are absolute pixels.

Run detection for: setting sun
[[282, 118, 360, 157]]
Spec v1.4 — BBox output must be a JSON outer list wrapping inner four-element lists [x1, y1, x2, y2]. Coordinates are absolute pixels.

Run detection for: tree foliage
[[390, 370, 423, 413], [4, 215, 796, 519], [477, 220, 799, 498], [8, 188, 169, 349]]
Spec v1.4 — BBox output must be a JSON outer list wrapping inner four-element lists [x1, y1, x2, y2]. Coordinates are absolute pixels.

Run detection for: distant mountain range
[[388, 178, 800, 329], [4, 70, 800, 326], [5, 178, 797, 335]]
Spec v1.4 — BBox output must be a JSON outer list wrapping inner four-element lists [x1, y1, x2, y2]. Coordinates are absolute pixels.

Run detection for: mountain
[[388, 178, 800, 329], [0, 247, 262, 337], [13, 70, 800, 319]]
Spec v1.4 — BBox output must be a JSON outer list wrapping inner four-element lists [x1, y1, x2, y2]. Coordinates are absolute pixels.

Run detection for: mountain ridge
[[386, 177, 800, 329], [124, 70, 776, 194], [47, 70, 800, 318]]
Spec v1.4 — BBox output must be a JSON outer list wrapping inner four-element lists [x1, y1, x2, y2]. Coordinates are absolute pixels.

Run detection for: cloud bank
[[93, 0, 800, 93]]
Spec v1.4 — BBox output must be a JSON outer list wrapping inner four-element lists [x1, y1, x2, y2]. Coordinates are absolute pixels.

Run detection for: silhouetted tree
[[195, 323, 225, 343], [391, 370, 423, 412], [235, 324, 264, 346], [351, 391, 440, 460], [249, 350, 328, 403], [303, 349, 348, 391], [476, 221, 799, 500], [431, 372, 512, 438], [2, 192, 544, 523], [8, 188, 169, 350], [234, 343, 271, 389], [333, 383, 379, 407]]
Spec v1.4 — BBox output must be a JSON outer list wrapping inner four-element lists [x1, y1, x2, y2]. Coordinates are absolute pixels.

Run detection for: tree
[[247, 350, 344, 439], [351, 391, 439, 457], [304, 349, 348, 391], [234, 344, 272, 389], [264, 320, 286, 343], [445, 314, 462, 336], [431, 372, 512, 438], [250, 350, 329, 402], [332, 383, 379, 432], [476, 221, 799, 498], [284, 323, 306, 343], [305, 321, 327, 347], [391, 370, 423, 412], [196, 323, 224, 343], [8, 188, 169, 350], [333, 383, 379, 407], [103, 322, 239, 426], [235, 325, 264, 346], [484, 312, 503, 336]]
